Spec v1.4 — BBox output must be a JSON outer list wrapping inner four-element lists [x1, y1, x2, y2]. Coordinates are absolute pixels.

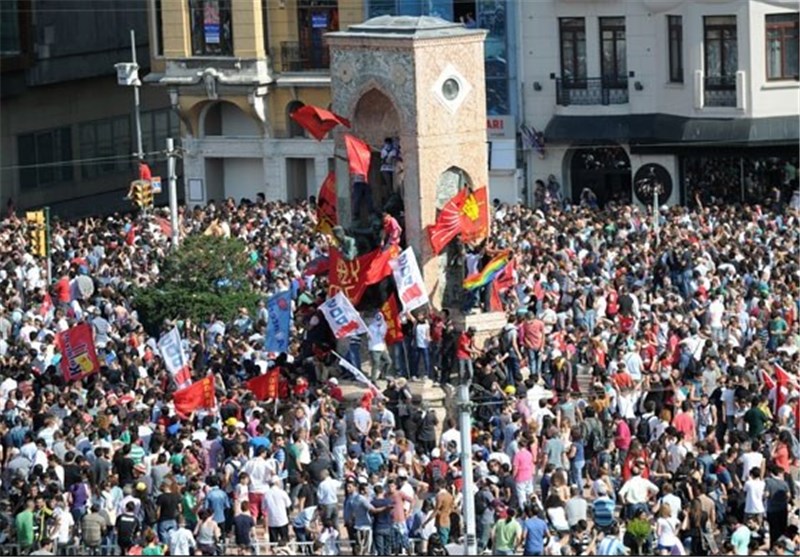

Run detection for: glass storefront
[[682, 150, 798, 206], [367, 0, 515, 117]]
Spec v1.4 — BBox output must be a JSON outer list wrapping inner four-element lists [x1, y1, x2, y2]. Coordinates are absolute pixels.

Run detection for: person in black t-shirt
[[116, 501, 140, 553], [155, 482, 183, 544]]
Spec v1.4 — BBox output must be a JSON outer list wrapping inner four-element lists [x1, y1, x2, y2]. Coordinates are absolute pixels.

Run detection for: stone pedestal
[[453, 310, 507, 348], [340, 379, 448, 439]]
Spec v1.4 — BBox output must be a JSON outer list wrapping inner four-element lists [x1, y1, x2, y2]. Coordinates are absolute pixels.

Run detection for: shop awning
[[544, 113, 799, 148]]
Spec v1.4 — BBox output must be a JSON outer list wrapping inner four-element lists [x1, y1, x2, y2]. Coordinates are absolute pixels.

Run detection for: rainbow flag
[[463, 252, 510, 291]]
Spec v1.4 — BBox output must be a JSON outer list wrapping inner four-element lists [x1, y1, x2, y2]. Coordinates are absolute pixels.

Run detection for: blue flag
[[265, 291, 292, 354]]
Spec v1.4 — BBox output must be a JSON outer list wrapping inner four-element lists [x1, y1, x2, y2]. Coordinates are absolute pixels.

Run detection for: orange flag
[[316, 171, 337, 237], [173, 375, 216, 418], [344, 134, 372, 178]]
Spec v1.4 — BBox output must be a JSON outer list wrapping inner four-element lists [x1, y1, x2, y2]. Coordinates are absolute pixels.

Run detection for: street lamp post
[[115, 29, 144, 161]]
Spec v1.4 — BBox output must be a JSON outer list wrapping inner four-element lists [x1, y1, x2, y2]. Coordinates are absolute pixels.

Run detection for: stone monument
[[327, 16, 490, 311]]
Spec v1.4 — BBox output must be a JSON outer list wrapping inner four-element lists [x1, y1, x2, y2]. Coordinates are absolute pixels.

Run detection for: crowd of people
[[0, 183, 798, 556]]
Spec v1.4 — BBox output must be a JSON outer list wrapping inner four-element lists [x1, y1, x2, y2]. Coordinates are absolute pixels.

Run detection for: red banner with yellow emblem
[[460, 186, 489, 244], [380, 294, 404, 344], [328, 245, 398, 304]]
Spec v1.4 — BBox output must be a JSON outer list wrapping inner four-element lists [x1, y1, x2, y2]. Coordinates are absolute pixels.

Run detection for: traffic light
[[25, 211, 47, 257], [141, 181, 154, 208], [129, 180, 154, 209]]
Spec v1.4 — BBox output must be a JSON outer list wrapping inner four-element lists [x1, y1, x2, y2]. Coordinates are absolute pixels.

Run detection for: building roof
[[327, 15, 485, 40], [544, 114, 800, 149]]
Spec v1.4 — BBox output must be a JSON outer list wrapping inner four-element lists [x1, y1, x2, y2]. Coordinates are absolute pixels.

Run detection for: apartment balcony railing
[[556, 77, 629, 106], [704, 74, 737, 107], [280, 41, 330, 72]]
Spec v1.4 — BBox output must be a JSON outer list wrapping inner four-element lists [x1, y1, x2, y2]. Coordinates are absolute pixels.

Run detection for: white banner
[[335, 351, 384, 399], [157, 327, 191, 388], [320, 292, 368, 339], [390, 247, 429, 312]]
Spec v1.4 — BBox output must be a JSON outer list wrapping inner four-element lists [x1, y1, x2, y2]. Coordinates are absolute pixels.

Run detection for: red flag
[[428, 188, 469, 255], [762, 368, 776, 391], [290, 105, 350, 141], [155, 216, 173, 237], [489, 283, 504, 312], [380, 295, 404, 344], [775, 364, 793, 414], [125, 226, 137, 246], [246, 369, 281, 401], [344, 134, 372, 178], [40, 293, 53, 317], [173, 375, 216, 417], [304, 255, 330, 277], [56, 323, 101, 383], [328, 245, 398, 304], [316, 171, 337, 236], [460, 186, 490, 244], [494, 257, 516, 294]]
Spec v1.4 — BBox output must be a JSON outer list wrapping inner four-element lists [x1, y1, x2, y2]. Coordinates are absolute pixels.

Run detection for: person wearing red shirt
[[456, 327, 479, 382], [521, 312, 545, 378], [53, 274, 71, 305], [381, 212, 402, 250], [672, 401, 696, 445], [614, 415, 632, 464]]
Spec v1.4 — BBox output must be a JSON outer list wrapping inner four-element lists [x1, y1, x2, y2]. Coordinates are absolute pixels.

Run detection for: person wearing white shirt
[[440, 421, 461, 454], [168, 520, 197, 556], [656, 484, 682, 521], [740, 441, 766, 482], [744, 468, 766, 517], [316, 470, 341, 526], [619, 471, 659, 517], [263, 477, 292, 543], [368, 313, 392, 381], [243, 447, 271, 521]]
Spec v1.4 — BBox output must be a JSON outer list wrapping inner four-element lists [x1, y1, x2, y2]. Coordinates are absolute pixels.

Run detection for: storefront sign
[[487, 115, 516, 139]]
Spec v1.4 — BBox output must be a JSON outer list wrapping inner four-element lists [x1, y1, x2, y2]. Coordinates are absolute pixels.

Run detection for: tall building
[[520, 0, 799, 208], [0, 0, 177, 217], [145, 0, 365, 205]]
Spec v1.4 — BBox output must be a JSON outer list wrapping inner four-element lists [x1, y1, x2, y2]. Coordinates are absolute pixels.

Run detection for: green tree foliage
[[133, 236, 260, 334]]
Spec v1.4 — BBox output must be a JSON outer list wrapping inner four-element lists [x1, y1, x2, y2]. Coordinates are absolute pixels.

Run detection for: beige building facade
[[146, 0, 364, 206]]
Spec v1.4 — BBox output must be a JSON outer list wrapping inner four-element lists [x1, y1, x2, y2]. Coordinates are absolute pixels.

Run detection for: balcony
[[556, 77, 629, 106], [280, 41, 330, 72], [704, 75, 737, 107]]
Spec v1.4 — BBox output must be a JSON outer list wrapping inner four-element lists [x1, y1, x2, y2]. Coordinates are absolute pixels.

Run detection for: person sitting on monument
[[380, 138, 399, 190], [332, 225, 358, 261]]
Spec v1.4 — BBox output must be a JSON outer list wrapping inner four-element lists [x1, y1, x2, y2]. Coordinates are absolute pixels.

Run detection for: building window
[[766, 13, 799, 80], [559, 18, 586, 81], [189, 0, 233, 56], [600, 17, 626, 86], [668, 15, 683, 83], [17, 127, 74, 190], [287, 101, 306, 137], [295, 0, 338, 70], [0, 0, 21, 56], [79, 116, 132, 180], [704, 16, 737, 81], [141, 109, 181, 155], [261, 0, 269, 57], [154, 0, 164, 56]]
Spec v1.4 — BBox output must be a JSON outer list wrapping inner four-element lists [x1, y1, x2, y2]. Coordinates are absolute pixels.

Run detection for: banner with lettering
[[56, 323, 101, 383], [246, 369, 281, 401], [320, 291, 368, 339], [389, 247, 429, 312], [265, 290, 292, 354], [157, 327, 192, 389], [173, 375, 217, 418], [328, 245, 398, 304]]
